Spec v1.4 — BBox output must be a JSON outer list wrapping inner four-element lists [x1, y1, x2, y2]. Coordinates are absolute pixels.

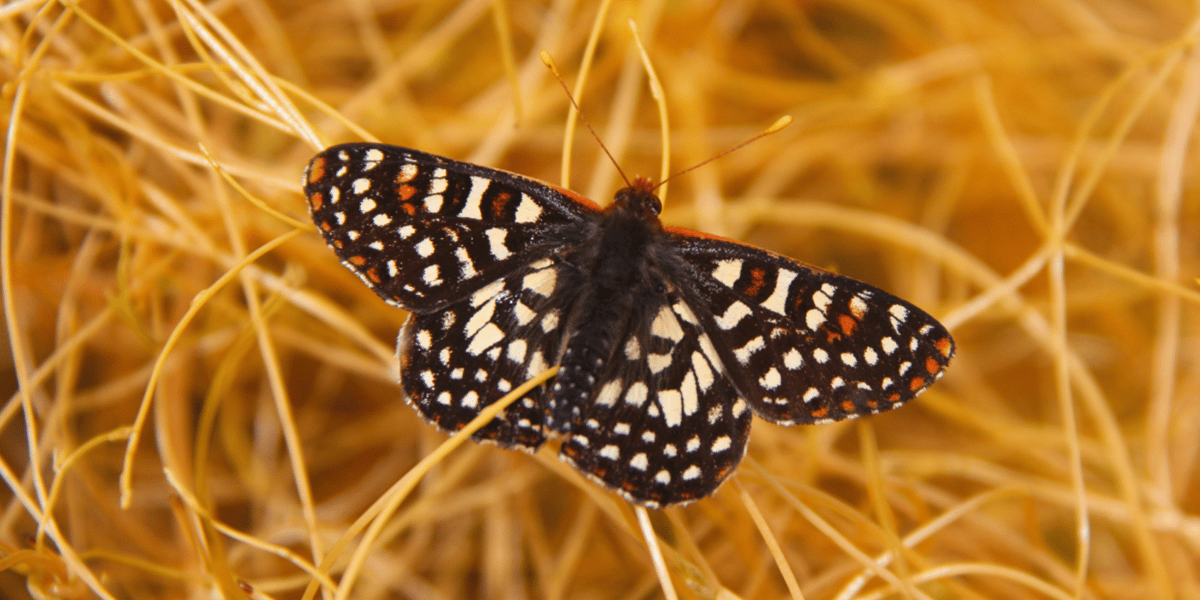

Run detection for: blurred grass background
[[2, 0, 1199, 598]]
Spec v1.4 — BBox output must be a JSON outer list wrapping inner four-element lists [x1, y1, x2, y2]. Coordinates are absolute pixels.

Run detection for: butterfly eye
[[644, 196, 661, 216]]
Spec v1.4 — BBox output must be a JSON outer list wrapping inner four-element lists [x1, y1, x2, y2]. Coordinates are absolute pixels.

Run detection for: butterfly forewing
[[304, 143, 598, 311], [671, 234, 954, 425]]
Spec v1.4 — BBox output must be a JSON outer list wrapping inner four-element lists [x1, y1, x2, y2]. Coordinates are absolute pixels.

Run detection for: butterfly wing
[[304, 143, 601, 312], [398, 256, 577, 448], [669, 231, 955, 425], [305, 143, 600, 447], [556, 290, 753, 507]]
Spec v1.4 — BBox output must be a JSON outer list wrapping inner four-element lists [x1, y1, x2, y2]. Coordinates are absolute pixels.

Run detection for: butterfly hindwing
[[397, 257, 572, 449], [671, 233, 955, 425], [558, 292, 752, 507]]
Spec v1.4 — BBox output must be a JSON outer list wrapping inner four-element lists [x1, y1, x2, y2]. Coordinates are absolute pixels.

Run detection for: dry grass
[[3, 0, 1200, 598]]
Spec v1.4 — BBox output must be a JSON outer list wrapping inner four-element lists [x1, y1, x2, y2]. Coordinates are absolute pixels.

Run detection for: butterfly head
[[612, 176, 662, 220]]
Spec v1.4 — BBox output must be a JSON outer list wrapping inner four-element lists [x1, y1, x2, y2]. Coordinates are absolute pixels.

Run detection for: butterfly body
[[305, 143, 954, 507]]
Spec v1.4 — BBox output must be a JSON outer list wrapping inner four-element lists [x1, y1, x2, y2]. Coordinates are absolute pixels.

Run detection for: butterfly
[[303, 143, 954, 507]]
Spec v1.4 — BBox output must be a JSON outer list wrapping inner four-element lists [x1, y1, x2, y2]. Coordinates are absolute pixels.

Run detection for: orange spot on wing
[[908, 376, 926, 391], [333, 240, 343, 248], [866, 400, 878, 409], [936, 337, 953, 358], [838, 314, 857, 335], [743, 268, 767, 296], [492, 192, 512, 219], [309, 192, 324, 210], [841, 400, 855, 412], [396, 167, 417, 183], [887, 393, 901, 403], [398, 184, 417, 200], [926, 357, 941, 373], [307, 157, 326, 183], [349, 255, 366, 266], [366, 267, 381, 283], [811, 408, 828, 419], [401, 202, 417, 215], [320, 221, 332, 232]]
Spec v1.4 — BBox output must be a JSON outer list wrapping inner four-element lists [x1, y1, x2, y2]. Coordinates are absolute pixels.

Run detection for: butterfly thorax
[[546, 178, 673, 432]]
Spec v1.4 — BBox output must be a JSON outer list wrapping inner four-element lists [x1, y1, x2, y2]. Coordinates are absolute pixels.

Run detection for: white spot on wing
[[716, 301, 753, 330], [507, 339, 527, 363], [759, 367, 781, 390], [712, 259, 743, 287], [352, 178, 370, 194], [513, 302, 535, 325], [460, 176, 489, 219], [523, 266, 557, 296], [651, 306, 684, 342], [691, 352, 714, 391], [625, 382, 649, 407], [806, 308, 825, 330], [629, 453, 649, 471], [625, 338, 641, 360], [647, 353, 672, 374], [527, 350, 547, 376], [415, 238, 434, 257], [681, 370, 699, 416], [596, 380, 622, 406], [485, 228, 510, 260], [733, 336, 765, 364], [422, 265, 440, 285], [762, 270, 797, 315], [659, 390, 683, 427], [515, 193, 542, 223], [456, 247, 476, 277], [424, 194, 443, 212], [466, 323, 504, 355]]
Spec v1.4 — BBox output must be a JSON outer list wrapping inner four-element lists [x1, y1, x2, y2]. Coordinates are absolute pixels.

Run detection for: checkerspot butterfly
[[304, 143, 954, 507]]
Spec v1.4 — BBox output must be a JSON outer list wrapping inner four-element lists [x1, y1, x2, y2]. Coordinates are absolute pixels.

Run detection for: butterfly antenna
[[540, 51, 633, 189], [651, 116, 793, 192]]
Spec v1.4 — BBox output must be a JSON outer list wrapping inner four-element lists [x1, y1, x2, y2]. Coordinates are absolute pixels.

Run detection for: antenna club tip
[[767, 115, 793, 133], [540, 50, 558, 72]]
